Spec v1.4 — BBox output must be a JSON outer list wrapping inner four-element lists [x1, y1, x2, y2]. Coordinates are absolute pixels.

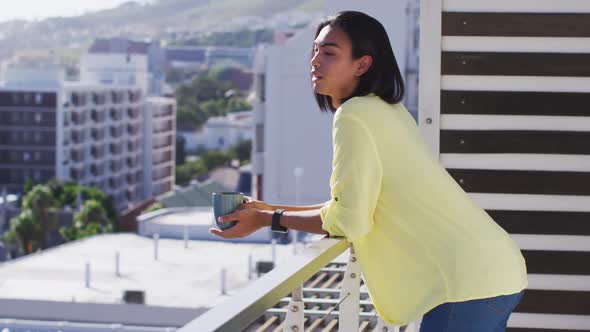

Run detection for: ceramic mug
[[212, 192, 244, 230]]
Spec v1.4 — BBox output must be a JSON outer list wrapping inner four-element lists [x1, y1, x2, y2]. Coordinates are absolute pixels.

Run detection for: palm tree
[[6, 210, 40, 254], [22, 185, 57, 249]]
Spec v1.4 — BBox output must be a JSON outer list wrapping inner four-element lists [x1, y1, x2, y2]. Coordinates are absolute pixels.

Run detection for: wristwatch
[[271, 209, 288, 233]]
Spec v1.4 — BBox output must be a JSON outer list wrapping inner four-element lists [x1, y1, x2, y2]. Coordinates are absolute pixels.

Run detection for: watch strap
[[271, 209, 288, 233]]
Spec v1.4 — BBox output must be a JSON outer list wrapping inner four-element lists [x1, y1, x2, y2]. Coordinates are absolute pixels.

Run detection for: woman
[[211, 11, 527, 331]]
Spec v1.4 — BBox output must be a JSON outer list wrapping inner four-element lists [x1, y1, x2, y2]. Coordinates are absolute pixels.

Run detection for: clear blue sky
[[0, 0, 152, 23]]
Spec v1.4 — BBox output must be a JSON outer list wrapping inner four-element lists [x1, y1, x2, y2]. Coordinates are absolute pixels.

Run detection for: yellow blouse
[[320, 94, 527, 325]]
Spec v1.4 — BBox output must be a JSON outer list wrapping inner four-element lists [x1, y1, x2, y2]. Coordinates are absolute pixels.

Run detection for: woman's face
[[311, 25, 371, 107]]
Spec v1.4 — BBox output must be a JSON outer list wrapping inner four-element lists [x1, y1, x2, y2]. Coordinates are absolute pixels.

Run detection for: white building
[[181, 111, 253, 153], [252, 0, 419, 204]]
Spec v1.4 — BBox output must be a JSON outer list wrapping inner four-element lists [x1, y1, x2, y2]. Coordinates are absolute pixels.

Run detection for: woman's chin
[[312, 84, 328, 95]]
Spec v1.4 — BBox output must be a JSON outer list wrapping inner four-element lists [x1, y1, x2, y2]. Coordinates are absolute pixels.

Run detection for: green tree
[[176, 135, 187, 165], [49, 182, 117, 230], [60, 199, 113, 242], [175, 159, 208, 186], [226, 97, 252, 113], [22, 179, 35, 198], [174, 75, 250, 130], [201, 150, 235, 170], [5, 210, 40, 254], [231, 140, 252, 163], [166, 67, 185, 83], [22, 185, 57, 249]]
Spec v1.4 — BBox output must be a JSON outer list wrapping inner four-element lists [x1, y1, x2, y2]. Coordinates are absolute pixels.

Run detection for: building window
[[35, 93, 43, 105], [34, 113, 43, 123], [23, 152, 31, 162], [34, 132, 42, 143], [257, 74, 266, 102], [255, 124, 264, 153], [11, 93, 20, 105], [23, 93, 32, 105]]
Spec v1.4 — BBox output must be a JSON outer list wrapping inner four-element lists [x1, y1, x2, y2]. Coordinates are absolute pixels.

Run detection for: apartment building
[[0, 51, 176, 210], [0, 63, 144, 210]]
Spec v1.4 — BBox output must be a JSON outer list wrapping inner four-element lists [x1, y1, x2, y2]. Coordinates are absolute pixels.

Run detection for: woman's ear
[[355, 55, 373, 77]]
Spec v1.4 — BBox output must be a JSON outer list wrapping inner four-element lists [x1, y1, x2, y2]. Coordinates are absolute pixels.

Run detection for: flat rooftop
[[0, 233, 300, 310]]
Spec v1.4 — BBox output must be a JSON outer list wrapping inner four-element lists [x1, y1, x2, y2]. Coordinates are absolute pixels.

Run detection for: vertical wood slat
[[418, 0, 443, 156]]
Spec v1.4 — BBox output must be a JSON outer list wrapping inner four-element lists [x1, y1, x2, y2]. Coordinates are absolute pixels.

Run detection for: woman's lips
[[311, 70, 322, 81]]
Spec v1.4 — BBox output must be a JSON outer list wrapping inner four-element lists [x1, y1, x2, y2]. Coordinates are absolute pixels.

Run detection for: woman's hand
[[242, 196, 273, 211], [209, 208, 271, 239]]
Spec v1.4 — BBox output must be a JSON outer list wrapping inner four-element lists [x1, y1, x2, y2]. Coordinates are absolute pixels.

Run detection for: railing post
[[338, 245, 361, 332], [376, 317, 399, 332], [283, 285, 304, 332]]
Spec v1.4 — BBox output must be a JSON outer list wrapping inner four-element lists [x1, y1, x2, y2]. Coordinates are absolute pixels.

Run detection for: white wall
[[262, 27, 333, 205], [81, 53, 149, 96], [325, 0, 411, 77], [3, 66, 63, 88]]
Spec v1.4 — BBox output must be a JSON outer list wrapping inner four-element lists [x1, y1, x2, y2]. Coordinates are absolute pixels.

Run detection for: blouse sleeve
[[320, 112, 383, 242]]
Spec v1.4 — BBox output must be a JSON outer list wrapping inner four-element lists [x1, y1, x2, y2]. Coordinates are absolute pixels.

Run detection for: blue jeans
[[419, 291, 524, 332]]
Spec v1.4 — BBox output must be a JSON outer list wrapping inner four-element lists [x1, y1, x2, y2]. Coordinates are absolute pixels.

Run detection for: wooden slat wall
[[428, 1, 590, 331]]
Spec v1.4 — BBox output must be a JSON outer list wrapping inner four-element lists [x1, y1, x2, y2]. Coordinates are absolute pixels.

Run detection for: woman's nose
[[311, 52, 320, 68]]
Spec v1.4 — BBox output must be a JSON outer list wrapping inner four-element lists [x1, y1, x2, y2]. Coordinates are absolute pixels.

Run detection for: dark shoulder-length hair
[[313, 11, 405, 112]]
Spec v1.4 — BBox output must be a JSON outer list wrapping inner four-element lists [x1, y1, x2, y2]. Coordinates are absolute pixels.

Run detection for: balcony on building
[[109, 108, 123, 121], [91, 109, 106, 123]]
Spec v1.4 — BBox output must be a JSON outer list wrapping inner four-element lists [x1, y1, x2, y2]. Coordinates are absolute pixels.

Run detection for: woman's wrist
[[259, 210, 274, 227]]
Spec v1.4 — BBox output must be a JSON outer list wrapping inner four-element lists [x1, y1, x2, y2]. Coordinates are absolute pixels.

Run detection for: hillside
[[0, 0, 324, 59]]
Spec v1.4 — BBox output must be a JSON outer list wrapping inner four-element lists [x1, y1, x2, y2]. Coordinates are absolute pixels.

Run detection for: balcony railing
[[178, 238, 421, 332]]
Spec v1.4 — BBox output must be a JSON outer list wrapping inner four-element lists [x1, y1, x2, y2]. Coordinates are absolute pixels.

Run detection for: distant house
[[180, 110, 253, 153]]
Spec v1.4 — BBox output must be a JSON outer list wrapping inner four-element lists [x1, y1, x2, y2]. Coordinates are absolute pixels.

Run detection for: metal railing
[[178, 238, 421, 332]]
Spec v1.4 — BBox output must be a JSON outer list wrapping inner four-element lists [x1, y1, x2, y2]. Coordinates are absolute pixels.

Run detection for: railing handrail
[[178, 237, 350, 332]]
